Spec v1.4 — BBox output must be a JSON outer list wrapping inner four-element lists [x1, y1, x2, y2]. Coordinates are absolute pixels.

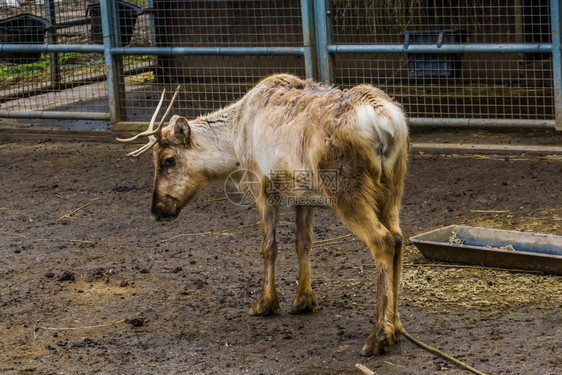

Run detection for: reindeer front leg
[[249, 198, 280, 316]]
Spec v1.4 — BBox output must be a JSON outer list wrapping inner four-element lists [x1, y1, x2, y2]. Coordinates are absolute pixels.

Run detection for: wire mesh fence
[[0, 0, 559, 128], [331, 0, 551, 45], [334, 53, 553, 120], [121, 54, 306, 121], [0, 1, 108, 114], [330, 0, 554, 121], [0, 0, 306, 122], [119, 0, 305, 121], [149, 0, 303, 47]]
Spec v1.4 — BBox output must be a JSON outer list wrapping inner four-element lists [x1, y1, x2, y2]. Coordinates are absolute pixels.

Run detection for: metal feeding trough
[[410, 225, 562, 275]]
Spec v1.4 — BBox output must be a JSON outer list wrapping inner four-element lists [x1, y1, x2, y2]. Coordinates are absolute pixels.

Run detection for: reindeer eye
[[162, 156, 176, 169]]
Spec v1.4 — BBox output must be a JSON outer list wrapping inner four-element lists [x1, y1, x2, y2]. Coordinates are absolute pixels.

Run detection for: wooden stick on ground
[[37, 312, 141, 331], [313, 233, 353, 244], [59, 198, 99, 220], [401, 328, 488, 375], [355, 363, 376, 375]]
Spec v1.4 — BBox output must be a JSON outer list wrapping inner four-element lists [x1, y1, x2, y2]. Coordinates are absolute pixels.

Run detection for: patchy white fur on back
[[357, 105, 393, 138], [383, 102, 408, 136], [355, 103, 407, 155]]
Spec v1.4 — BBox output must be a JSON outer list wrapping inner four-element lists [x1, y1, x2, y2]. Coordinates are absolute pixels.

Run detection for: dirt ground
[[0, 128, 561, 375]]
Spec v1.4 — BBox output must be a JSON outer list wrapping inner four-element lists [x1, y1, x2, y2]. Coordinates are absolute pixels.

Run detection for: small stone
[[58, 271, 75, 282], [128, 317, 146, 327]]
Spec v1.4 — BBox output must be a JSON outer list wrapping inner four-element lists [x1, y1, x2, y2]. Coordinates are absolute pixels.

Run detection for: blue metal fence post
[[314, 0, 332, 83], [551, 0, 562, 131], [300, 0, 316, 79], [100, 0, 126, 124], [45, 0, 61, 91], [147, 0, 157, 47]]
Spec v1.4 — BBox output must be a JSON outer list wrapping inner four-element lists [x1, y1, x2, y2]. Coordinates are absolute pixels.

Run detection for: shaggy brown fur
[[120, 74, 409, 356]]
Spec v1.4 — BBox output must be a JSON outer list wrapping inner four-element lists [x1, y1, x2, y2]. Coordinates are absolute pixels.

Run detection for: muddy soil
[[0, 130, 561, 375]]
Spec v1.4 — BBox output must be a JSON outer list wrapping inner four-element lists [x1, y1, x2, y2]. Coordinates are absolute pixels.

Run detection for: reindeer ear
[[171, 116, 191, 147]]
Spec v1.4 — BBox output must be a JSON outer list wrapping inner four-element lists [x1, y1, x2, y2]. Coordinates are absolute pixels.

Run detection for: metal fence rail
[[0, 0, 560, 130], [324, 0, 558, 129], [0, 1, 108, 119]]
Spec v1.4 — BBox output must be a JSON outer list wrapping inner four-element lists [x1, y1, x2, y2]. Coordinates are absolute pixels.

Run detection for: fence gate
[[0, 1, 560, 131]]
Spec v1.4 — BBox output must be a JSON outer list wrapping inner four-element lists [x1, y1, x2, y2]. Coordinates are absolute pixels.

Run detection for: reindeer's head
[[117, 86, 206, 222]]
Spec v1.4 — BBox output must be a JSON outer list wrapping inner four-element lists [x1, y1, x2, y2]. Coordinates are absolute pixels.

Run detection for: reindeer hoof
[[248, 297, 279, 316], [360, 328, 393, 357], [359, 343, 375, 357], [290, 292, 317, 314], [359, 340, 387, 357]]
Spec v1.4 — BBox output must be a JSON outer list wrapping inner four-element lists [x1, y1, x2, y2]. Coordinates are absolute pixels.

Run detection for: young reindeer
[[117, 74, 408, 356]]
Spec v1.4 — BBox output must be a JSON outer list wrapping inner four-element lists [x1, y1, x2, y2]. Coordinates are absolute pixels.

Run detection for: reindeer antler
[[117, 85, 181, 157]]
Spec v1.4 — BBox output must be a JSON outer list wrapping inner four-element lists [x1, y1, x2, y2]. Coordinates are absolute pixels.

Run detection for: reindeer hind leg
[[334, 195, 399, 357], [377, 157, 407, 337]]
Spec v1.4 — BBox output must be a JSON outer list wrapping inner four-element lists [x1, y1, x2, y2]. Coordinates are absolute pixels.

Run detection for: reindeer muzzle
[[151, 196, 181, 222]]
